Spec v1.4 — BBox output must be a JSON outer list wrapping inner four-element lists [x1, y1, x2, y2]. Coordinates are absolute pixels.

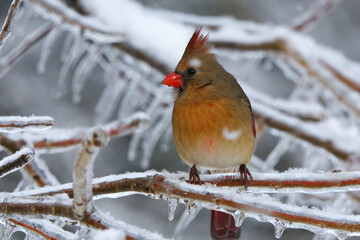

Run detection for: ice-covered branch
[[0, 147, 34, 178], [252, 101, 359, 161], [0, 195, 169, 240], [0, 22, 52, 78], [0, 0, 21, 49], [73, 128, 108, 219], [0, 116, 54, 132], [8, 218, 74, 240], [5, 112, 149, 153], [8, 170, 360, 238], [291, 0, 341, 32]]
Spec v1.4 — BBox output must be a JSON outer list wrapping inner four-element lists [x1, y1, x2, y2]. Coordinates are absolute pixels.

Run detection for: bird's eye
[[187, 68, 196, 76]]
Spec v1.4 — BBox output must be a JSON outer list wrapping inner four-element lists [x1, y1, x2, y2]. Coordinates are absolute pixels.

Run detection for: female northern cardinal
[[162, 28, 255, 239]]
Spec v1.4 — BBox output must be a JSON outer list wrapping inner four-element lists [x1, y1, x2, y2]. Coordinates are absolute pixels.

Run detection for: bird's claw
[[239, 164, 252, 190], [187, 165, 203, 184]]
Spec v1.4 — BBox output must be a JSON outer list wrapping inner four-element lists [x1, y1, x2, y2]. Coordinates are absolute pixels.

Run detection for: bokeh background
[[0, 1, 359, 239]]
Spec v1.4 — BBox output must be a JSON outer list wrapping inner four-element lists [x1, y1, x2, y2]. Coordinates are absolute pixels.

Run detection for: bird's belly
[[175, 133, 253, 171], [172, 100, 255, 171]]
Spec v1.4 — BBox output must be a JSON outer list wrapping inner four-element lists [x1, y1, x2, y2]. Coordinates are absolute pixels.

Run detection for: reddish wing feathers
[[183, 27, 212, 58]]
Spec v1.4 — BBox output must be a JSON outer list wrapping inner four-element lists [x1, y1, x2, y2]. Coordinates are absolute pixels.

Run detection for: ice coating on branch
[[0, 147, 34, 178], [73, 128, 109, 219], [0, 116, 54, 132]]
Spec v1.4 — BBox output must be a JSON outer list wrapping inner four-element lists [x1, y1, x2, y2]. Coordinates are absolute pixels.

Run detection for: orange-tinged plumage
[[162, 27, 255, 240]]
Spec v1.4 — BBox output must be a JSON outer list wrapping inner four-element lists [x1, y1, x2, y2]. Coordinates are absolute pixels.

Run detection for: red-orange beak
[[162, 72, 183, 88]]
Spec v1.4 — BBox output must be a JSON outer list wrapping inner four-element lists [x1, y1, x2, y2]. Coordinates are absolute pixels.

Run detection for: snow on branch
[[0, 194, 170, 240], [73, 128, 108, 219], [6, 170, 360, 238], [0, 116, 54, 132], [252, 100, 360, 161], [0, 147, 34, 178], [8, 218, 75, 240], [27, 0, 124, 44], [5, 112, 149, 153]]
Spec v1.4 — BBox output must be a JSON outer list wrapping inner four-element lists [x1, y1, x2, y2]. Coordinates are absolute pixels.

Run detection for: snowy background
[[0, 0, 360, 239]]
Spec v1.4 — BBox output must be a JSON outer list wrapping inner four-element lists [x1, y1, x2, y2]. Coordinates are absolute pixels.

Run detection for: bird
[[162, 27, 256, 240]]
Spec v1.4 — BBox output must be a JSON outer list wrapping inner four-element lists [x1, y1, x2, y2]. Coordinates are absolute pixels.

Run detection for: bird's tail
[[211, 210, 240, 239]]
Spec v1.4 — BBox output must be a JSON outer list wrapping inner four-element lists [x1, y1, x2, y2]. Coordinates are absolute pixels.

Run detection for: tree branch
[[0, 116, 53, 132], [0, 147, 34, 178], [6, 171, 360, 237], [0, 0, 21, 49], [291, 0, 342, 32], [73, 128, 108, 219], [4, 112, 149, 153]]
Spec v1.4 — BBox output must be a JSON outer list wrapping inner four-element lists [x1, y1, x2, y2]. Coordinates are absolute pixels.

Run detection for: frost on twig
[[0, 147, 34, 178], [73, 128, 108, 219], [8, 218, 75, 240], [0, 0, 21, 49], [291, 0, 341, 32], [5, 111, 149, 153], [0, 116, 54, 132]]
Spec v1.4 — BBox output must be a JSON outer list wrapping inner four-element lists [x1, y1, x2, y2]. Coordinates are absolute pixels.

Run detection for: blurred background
[[0, 1, 359, 239]]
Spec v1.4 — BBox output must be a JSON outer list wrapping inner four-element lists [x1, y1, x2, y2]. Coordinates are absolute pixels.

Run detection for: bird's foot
[[187, 165, 203, 184], [239, 164, 253, 190]]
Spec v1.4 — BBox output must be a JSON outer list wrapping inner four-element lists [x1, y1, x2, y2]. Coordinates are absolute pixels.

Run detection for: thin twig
[[0, 147, 34, 178], [9, 218, 74, 240], [73, 128, 108, 219], [0, 116, 54, 132], [291, 0, 342, 32], [7, 112, 149, 153], [0, 22, 52, 78], [0, 0, 21, 49]]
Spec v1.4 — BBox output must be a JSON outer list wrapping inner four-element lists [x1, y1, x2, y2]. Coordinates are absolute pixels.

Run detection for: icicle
[[263, 137, 291, 171], [232, 211, 246, 227], [336, 231, 349, 240], [60, 31, 74, 62], [12, 2, 34, 38], [73, 227, 90, 240], [173, 208, 202, 238], [274, 220, 286, 239], [95, 76, 125, 124], [159, 126, 172, 152], [185, 201, 197, 215], [167, 198, 178, 221], [72, 44, 100, 104], [37, 27, 63, 74], [140, 110, 172, 169], [55, 33, 86, 98], [128, 133, 142, 162]]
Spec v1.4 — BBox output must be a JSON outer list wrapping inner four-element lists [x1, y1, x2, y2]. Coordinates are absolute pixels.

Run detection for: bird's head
[[162, 27, 221, 94]]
